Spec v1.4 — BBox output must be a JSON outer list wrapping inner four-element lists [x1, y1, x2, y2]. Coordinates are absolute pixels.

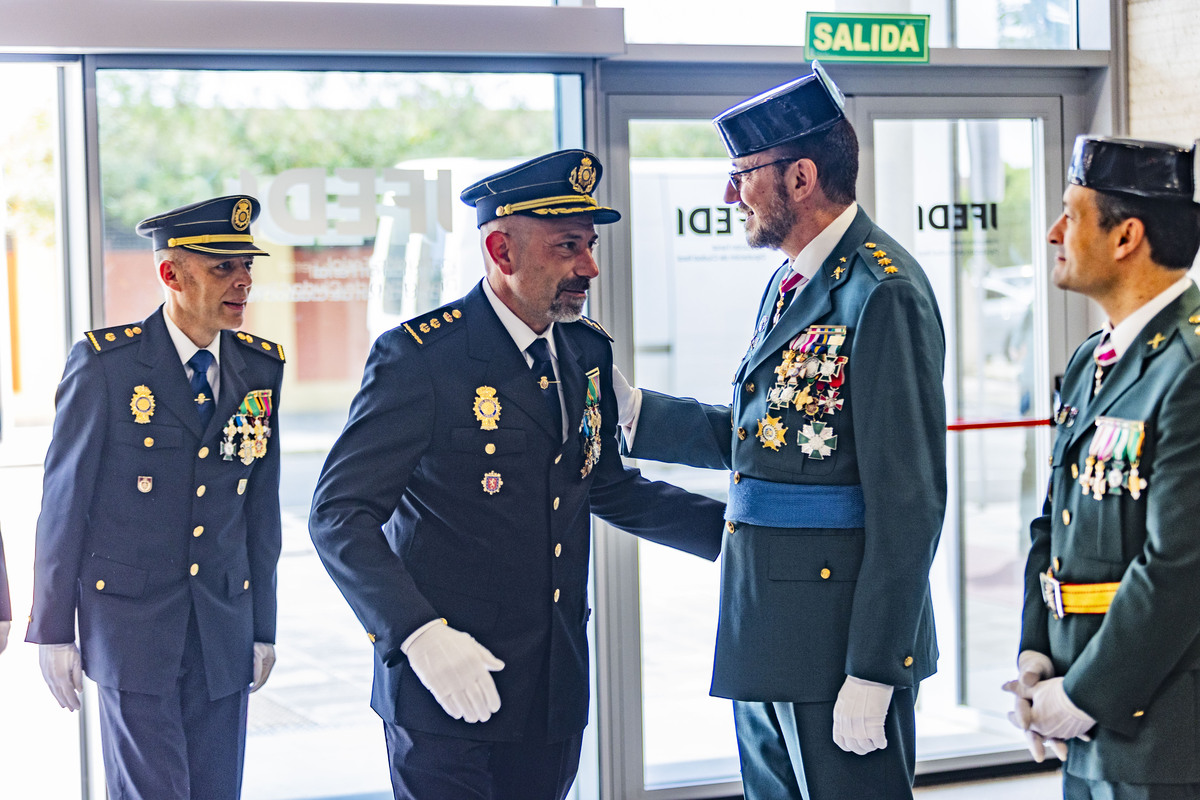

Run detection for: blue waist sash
[[726, 475, 865, 529]]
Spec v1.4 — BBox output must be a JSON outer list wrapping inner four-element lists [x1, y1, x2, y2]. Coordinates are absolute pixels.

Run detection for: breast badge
[[756, 414, 788, 451], [579, 368, 602, 478], [474, 386, 502, 431], [137, 476, 153, 493], [1078, 416, 1147, 501], [221, 389, 273, 464], [482, 471, 504, 495], [130, 385, 156, 424]]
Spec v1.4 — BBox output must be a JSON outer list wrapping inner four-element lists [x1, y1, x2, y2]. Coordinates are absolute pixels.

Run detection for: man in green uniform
[[1008, 136, 1200, 799]]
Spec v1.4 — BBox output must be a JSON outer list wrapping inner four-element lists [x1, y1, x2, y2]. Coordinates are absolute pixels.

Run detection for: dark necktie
[[526, 337, 562, 437], [188, 349, 216, 429]]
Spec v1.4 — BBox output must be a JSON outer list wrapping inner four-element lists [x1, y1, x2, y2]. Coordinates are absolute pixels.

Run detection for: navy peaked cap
[[713, 61, 847, 158], [460, 149, 621, 228], [136, 195, 270, 256], [1068, 136, 1199, 203]]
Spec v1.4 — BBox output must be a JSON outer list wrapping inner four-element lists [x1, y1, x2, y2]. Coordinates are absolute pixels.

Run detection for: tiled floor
[[917, 769, 1062, 798]]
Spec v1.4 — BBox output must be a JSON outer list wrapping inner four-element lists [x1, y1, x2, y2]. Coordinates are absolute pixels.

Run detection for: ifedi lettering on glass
[[916, 203, 999, 231]]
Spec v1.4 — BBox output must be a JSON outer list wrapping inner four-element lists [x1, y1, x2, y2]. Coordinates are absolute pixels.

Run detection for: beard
[[548, 276, 591, 322], [743, 175, 793, 250]]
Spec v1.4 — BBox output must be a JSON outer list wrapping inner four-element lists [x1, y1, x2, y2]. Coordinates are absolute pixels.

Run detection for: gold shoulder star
[[884, 266, 899, 274]]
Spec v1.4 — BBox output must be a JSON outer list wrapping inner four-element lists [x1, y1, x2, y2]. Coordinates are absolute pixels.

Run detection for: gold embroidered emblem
[[569, 157, 597, 194], [231, 198, 253, 231], [474, 386, 502, 431], [131, 385, 155, 424]]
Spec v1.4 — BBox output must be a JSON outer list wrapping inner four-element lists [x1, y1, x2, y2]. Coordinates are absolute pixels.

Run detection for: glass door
[[852, 95, 1079, 772]]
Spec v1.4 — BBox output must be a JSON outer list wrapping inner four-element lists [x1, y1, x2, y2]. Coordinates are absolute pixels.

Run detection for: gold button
[[1054, 558, 1061, 571], [746, 382, 755, 393], [193, 526, 204, 537], [1133, 709, 1145, 717], [196, 485, 206, 497], [1071, 464, 1079, 479], [190, 564, 199, 576], [367, 632, 376, 643], [96, 580, 105, 591], [143, 437, 154, 448], [1062, 509, 1070, 525], [820, 568, 831, 579], [485, 443, 496, 455], [243, 580, 250, 590], [198, 447, 209, 459], [553, 497, 560, 510], [553, 589, 560, 603], [726, 521, 735, 534], [555, 454, 562, 464], [554, 543, 562, 557], [904, 656, 914, 667], [733, 472, 741, 484], [738, 427, 746, 441]]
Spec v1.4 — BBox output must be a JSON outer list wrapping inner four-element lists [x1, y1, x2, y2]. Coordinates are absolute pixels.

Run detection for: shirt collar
[[1104, 275, 1193, 360], [481, 277, 558, 360], [788, 203, 858, 284], [162, 306, 222, 367]]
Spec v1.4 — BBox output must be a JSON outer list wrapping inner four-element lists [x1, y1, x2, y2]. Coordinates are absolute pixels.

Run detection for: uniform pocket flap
[[83, 556, 148, 598], [768, 532, 864, 582], [450, 427, 527, 456]]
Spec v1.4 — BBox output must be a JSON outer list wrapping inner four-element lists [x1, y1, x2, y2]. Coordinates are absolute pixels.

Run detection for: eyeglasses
[[727, 157, 797, 191]]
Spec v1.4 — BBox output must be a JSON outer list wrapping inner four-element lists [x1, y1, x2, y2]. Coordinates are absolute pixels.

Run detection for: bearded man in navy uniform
[[27, 195, 285, 799], [615, 63, 947, 799], [1007, 137, 1200, 800], [309, 149, 725, 800]]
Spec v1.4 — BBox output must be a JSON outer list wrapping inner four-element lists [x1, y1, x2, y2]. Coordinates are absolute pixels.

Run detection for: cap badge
[[231, 198, 253, 231], [130, 385, 156, 424], [569, 157, 597, 195]]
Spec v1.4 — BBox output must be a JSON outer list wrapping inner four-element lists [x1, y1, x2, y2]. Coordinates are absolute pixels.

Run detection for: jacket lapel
[[214, 329, 249, 439], [555, 324, 587, 445], [135, 307, 204, 437]]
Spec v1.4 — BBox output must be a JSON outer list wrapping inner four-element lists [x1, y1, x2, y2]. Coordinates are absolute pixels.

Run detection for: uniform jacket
[[1020, 282, 1200, 784], [26, 306, 285, 700], [629, 207, 947, 701], [308, 281, 725, 743], [0, 528, 10, 622]]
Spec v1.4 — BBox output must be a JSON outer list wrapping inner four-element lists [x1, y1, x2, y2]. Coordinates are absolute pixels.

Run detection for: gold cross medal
[[474, 386, 502, 431], [130, 385, 156, 424], [221, 417, 240, 461]]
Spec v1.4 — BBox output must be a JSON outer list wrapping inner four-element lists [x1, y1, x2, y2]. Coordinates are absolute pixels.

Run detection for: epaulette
[[85, 323, 144, 353], [861, 240, 902, 279], [577, 315, 613, 342], [402, 303, 465, 346], [234, 330, 286, 362]]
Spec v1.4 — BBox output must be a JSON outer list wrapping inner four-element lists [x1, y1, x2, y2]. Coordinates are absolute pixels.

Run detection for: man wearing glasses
[[616, 64, 947, 799]]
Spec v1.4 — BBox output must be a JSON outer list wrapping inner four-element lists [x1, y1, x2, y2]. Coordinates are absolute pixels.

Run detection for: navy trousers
[[96, 612, 250, 799], [1065, 774, 1200, 800], [734, 687, 917, 800]]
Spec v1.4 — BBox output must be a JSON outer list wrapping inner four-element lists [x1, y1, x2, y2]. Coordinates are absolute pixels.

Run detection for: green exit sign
[[805, 12, 930, 64]]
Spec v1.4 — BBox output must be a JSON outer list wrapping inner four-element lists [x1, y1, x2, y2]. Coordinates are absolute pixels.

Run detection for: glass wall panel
[[0, 61, 82, 800], [95, 67, 578, 799]]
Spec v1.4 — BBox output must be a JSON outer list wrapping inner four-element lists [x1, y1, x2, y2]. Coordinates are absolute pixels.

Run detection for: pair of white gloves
[[39, 641, 276, 710], [1002, 650, 1096, 761], [403, 617, 894, 755]]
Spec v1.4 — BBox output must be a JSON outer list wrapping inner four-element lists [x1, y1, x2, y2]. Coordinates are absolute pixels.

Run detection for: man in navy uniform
[[1007, 137, 1200, 800], [308, 149, 725, 800], [614, 64, 947, 799], [26, 195, 285, 799]]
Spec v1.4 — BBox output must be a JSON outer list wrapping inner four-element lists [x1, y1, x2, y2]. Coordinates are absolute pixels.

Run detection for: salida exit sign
[[805, 12, 930, 64]]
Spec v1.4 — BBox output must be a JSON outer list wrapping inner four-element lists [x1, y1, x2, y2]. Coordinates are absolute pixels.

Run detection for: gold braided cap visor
[[495, 194, 615, 218]]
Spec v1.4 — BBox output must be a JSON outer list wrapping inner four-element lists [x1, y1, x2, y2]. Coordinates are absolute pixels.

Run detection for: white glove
[[611, 365, 642, 444], [832, 675, 893, 755], [0, 620, 10, 655], [250, 642, 276, 693], [402, 621, 504, 723], [1028, 677, 1095, 741], [39, 643, 83, 711], [1002, 649, 1066, 761]]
